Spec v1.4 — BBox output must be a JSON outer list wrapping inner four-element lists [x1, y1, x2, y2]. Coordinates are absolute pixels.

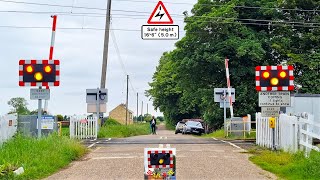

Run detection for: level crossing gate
[[70, 116, 98, 139]]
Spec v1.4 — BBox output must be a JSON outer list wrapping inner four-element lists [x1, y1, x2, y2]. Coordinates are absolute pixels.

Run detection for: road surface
[[46, 127, 276, 180]]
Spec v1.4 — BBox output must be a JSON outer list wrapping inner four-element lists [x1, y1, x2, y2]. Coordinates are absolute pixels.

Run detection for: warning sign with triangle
[[147, 1, 173, 24]]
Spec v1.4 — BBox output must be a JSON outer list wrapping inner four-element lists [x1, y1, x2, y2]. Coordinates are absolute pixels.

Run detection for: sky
[[0, 0, 198, 117]]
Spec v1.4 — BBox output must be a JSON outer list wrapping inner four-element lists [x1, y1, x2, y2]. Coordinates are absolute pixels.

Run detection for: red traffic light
[[255, 66, 294, 91], [279, 71, 287, 78], [25, 65, 34, 74], [44, 65, 52, 73]]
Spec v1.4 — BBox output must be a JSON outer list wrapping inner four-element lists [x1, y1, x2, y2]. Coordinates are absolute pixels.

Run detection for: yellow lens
[[34, 72, 43, 81], [279, 71, 286, 78], [45, 65, 52, 73], [270, 78, 279, 85], [159, 159, 164, 164], [262, 71, 270, 79], [26, 65, 33, 73]]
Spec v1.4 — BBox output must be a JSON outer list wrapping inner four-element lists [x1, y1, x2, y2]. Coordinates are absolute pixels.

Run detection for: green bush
[[0, 134, 87, 179], [98, 122, 149, 138]]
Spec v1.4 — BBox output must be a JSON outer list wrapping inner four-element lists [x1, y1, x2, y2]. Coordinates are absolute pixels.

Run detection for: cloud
[[0, 0, 197, 117]]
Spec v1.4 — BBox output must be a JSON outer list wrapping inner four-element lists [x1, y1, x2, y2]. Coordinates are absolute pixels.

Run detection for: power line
[[1, 10, 320, 26], [1, 19, 320, 32], [110, 26, 137, 94], [1, 0, 320, 13]]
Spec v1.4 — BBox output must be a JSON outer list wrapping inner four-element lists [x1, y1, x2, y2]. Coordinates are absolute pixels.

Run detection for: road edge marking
[[213, 138, 248, 152]]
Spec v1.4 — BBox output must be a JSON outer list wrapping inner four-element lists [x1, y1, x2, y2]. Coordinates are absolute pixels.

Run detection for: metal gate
[[70, 116, 98, 139]]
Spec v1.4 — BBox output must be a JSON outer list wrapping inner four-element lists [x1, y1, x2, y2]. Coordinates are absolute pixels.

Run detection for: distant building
[[109, 104, 134, 124]]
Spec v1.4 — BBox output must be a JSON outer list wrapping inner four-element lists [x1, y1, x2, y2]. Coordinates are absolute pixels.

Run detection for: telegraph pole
[[141, 101, 143, 121], [126, 75, 129, 125], [136, 93, 138, 122], [100, 0, 112, 88]]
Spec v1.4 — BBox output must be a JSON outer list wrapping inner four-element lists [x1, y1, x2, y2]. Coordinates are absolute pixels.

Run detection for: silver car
[[182, 121, 205, 135], [175, 121, 185, 134]]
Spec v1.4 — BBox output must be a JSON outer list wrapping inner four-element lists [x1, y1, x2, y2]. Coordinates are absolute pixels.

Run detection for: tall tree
[[7, 97, 30, 115], [148, 0, 320, 128]]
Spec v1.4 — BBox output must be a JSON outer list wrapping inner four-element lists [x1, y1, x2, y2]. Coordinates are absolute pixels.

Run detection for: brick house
[[109, 104, 134, 124]]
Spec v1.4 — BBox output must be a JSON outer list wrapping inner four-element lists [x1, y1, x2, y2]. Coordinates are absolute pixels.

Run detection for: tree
[[56, 114, 64, 121], [147, 0, 320, 129], [7, 97, 30, 115]]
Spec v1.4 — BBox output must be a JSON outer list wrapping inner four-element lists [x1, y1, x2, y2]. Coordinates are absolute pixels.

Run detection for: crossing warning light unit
[[255, 65, 294, 91], [144, 148, 176, 180], [19, 60, 60, 87]]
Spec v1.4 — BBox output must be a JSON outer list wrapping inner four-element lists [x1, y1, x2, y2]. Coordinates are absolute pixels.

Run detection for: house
[[109, 104, 134, 125]]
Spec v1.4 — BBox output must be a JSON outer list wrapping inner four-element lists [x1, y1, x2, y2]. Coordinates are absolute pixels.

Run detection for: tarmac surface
[[45, 126, 276, 180]]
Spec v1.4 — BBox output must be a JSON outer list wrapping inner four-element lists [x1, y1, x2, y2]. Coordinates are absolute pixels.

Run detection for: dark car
[[175, 121, 185, 134], [182, 121, 205, 135]]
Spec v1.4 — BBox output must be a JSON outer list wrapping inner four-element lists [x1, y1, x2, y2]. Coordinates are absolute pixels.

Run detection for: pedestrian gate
[[70, 116, 98, 139]]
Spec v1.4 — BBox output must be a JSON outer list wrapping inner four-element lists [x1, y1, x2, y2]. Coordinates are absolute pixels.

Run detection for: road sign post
[[37, 87, 42, 138], [86, 88, 108, 130], [269, 117, 276, 150]]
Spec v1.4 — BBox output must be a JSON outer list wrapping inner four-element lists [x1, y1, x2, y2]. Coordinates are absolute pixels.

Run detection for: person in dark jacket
[[150, 116, 157, 134]]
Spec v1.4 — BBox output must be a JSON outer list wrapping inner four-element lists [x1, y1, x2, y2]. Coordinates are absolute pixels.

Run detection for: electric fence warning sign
[[142, 1, 179, 40]]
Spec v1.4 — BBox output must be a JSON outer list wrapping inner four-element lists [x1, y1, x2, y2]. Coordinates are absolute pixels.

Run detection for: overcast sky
[[0, 0, 197, 117]]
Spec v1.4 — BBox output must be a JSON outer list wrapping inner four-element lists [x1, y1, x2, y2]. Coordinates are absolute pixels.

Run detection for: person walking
[[150, 116, 157, 135]]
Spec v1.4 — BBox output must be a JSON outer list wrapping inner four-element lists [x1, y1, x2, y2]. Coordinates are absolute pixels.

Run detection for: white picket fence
[[256, 112, 319, 154], [70, 116, 98, 139], [0, 114, 18, 145]]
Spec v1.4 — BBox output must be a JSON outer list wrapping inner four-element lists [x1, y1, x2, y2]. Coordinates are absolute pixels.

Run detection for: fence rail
[[256, 112, 319, 155], [70, 116, 98, 139], [0, 114, 18, 145]]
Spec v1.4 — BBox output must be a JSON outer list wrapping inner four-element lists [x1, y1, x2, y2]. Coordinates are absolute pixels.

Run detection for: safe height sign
[[141, 1, 179, 40]]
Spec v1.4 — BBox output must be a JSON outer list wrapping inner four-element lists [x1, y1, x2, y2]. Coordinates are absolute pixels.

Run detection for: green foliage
[[250, 149, 320, 179], [0, 134, 87, 179], [98, 121, 149, 138], [56, 114, 64, 121], [7, 97, 30, 115], [202, 129, 225, 138], [105, 118, 122, 126], [147, 0, 320, 129], [156, 116, 164, 122], [144, 114, 153, 122]]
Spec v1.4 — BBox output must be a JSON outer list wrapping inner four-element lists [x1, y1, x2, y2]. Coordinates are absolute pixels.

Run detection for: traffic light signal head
[[255, 66, 294, 91], [148, 150, 173, 168], [19, 60, 60, 87]]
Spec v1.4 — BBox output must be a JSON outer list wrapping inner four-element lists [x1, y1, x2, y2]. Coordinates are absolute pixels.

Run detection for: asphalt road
[[46, 127, 276, 180]]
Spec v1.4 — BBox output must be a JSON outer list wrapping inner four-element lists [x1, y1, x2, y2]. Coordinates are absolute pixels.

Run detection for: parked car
[[182, 121, 205, 135], [175, 121, 185, 134]]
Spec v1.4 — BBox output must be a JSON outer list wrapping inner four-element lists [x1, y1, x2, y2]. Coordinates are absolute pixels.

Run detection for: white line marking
[[212, 138, 218, 140], [160, 136, 163, 139], [87, 143, 96, 148], [91, 156, 140, 160], [108, 138, 111, 140], [218, 139, 248, 152]]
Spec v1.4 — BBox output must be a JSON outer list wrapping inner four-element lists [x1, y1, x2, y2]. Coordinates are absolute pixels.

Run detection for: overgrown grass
[[165, 122, 176, 131], [98, 119, 150, 138], [202, 129, 256, 139], [61, 127, 70, 136], [0, 134, 87, 179], [249, 147, 320, 179]]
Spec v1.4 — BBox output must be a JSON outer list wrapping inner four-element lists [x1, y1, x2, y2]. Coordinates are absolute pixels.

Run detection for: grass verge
[[0, 134, 87, 179], [249, 147, 320, 179], [98, 119, 150, 138], [202, 129, 256, 139]]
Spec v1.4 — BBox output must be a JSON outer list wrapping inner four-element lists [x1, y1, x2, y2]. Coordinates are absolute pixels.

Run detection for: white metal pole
[[225, 58, 234, 117]]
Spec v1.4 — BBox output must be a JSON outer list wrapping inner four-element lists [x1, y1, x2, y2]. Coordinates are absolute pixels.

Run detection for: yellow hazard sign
[[269, 117, 275, 128]]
